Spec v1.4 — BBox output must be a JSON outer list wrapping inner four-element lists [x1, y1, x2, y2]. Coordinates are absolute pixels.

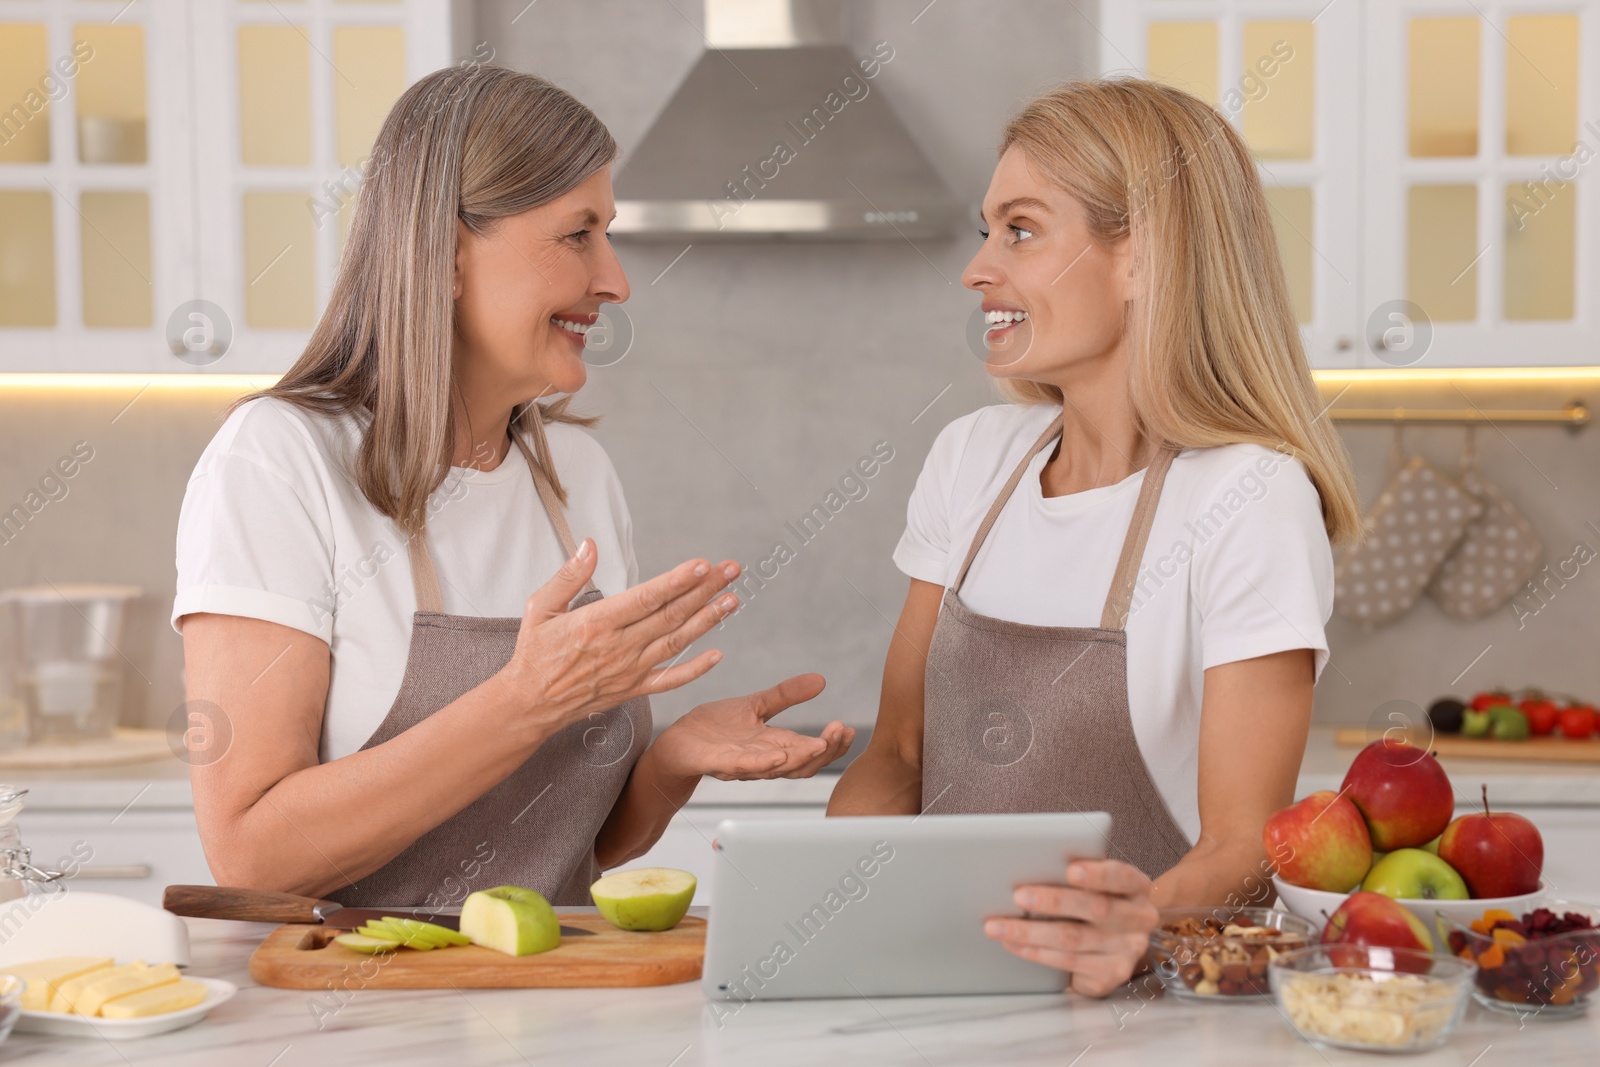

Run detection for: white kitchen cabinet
[[18, 808, 212, 907], [0, 0, 453, 373], [1100, 1, 1600, 369]]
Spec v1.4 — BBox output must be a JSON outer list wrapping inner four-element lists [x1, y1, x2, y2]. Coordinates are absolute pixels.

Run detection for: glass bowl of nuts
[[1269, 944, 1474, 1053], [1148, 907, 1317, 999], [1438, 900, 1600, 1018]]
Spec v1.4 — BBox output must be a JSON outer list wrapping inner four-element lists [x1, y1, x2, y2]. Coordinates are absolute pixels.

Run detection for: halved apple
[[590, 868, 696, 932], [459, 886, 560, 956]]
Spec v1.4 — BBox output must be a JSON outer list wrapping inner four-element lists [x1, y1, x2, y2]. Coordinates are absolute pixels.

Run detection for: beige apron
[[920, 414, 1191, 880], [327, 430, 650, 907]]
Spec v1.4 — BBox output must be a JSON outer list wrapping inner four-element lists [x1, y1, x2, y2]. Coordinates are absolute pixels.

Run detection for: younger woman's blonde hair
[[238, 65, 615, 534], [997, 78, 1362, 546]]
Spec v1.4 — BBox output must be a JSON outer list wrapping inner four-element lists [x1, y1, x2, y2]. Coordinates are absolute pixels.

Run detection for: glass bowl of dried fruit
[[1438, 901, 1600, 1018], [1148, 907, 1317, 999], [1269, 944, 1474, 1053]]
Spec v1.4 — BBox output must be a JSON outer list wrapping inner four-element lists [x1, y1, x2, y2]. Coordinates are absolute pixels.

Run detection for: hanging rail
[[1326, 400, 1589, 429]]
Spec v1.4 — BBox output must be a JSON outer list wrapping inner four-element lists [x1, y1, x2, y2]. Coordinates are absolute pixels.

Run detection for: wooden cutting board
[[248, 915, 705, 989], [1335, 728, 1600, 763]]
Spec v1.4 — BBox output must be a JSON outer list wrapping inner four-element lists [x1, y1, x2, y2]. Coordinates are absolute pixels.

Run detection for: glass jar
[[0, 787, 62, 902]]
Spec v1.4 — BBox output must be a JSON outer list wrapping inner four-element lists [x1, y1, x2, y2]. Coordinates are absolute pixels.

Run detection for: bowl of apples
[[1266, 739, 1544, 938]]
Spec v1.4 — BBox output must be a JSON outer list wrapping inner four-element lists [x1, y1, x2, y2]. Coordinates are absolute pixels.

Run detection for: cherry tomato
[[1470, 690, 1509, 711], [1559, 705, 1597, 740], [1521, 698, 1560, 736]]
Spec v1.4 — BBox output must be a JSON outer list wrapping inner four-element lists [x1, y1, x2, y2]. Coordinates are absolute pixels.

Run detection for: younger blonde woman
[[829, 78, 1361, 997]]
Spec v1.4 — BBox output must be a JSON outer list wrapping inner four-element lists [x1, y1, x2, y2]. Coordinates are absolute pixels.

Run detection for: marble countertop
[[2, 915, 1594, 1066], [9, 725, 1600, 811]]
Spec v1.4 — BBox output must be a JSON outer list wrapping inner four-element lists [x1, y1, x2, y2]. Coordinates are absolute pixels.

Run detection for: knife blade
[[162, 885, 596, 935]]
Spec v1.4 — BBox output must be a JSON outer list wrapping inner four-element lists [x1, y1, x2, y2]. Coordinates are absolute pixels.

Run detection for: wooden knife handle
[[163, 885, 332, 923]]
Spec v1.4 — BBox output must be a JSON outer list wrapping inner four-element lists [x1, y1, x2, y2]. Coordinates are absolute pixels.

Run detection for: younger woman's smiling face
[[452, 166, 630, 402], [962, 146, 1136, 387]]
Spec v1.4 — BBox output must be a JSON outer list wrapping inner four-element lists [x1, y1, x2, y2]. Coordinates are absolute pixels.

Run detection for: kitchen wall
[[0, 0, 1596, 739]]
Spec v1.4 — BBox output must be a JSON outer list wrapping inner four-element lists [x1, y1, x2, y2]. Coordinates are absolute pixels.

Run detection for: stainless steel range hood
[[612, 0, 962, 241]]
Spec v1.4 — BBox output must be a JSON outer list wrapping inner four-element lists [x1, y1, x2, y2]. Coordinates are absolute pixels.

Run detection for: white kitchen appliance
[[701, 812, 1110, 1002], [0, 584, 141, 743]]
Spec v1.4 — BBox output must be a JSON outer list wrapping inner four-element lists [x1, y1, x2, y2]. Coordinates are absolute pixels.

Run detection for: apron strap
[[1098, 443, 1179, 630], [947, 410, 1181, 632], [406, 426, 598, 614], [950, 413, 1066, 595]]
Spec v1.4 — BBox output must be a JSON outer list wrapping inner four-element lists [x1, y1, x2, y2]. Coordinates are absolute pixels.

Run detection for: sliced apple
[[386, 917, 467, 948], [459, 886, 560, 956], [334, 933, 402, 954], [590, 868, 696, 932], [356, 919, 436, 949]]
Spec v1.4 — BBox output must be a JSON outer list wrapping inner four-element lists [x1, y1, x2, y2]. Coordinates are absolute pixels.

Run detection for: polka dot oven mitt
[[1335, 456, 1484, 627], [1426, 468, 1543, 621]]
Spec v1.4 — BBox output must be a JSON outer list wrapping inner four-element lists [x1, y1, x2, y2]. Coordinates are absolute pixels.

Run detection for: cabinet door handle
[[72, 865, 153, 880]]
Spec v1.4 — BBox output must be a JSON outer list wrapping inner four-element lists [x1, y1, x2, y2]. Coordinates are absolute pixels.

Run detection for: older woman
[[828, 79, 1362, 996], [174, 66, 852, 906]]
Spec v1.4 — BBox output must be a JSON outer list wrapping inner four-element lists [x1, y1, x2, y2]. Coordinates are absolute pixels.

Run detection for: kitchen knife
[[161, 886, 596, 935]]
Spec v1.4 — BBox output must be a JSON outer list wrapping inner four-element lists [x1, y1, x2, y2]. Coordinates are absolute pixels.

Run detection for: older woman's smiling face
[[962, 146, 1135, 388], [452, 166, 630, 403]]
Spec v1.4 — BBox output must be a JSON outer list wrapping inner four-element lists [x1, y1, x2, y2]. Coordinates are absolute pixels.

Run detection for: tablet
[[701, 811, 1111, 1003]]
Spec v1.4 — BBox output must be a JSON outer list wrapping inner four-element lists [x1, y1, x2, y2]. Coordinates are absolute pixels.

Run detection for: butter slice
[[50, 961, 145, 1014], [98, 977, 207, 1019], [1, 957, 114, 1011], [77, 962, 181, 1017]]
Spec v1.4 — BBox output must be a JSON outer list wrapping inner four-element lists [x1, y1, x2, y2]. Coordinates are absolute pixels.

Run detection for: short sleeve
[[891, 414, 978, 584], [171, 452, 337, 642], [1189, 452, 1335, 681]]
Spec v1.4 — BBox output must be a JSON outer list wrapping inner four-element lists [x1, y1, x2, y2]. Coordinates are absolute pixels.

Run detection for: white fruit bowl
[[1272, 876, 1545, 937]]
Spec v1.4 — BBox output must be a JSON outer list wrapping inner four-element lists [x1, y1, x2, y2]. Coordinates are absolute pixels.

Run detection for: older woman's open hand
[[652, 673, 853, 781], [982, 858, 1160, 998], [496, 538, 744, 740]]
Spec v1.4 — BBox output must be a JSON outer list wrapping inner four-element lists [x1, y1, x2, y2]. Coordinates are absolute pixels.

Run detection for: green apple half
[[1360, 848, 1469, 901], [459, 886, 561, 956], [590, 867, 696, 931]]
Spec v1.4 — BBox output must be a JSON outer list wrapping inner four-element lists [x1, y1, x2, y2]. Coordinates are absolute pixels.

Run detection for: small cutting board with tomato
[[1334, 729, 1600, 763], [248, 915, 706, 989]]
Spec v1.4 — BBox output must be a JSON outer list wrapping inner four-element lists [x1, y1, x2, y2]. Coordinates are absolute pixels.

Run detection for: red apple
[[1437, 784, 1543, 898], [1340, 739, 1455, 851], [1320, 890, 1435, 972], [1263, 791, 1373, 892]]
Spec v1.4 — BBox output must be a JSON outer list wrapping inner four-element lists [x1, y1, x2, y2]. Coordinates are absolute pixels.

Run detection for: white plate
[[12, 976, 236, 1040]]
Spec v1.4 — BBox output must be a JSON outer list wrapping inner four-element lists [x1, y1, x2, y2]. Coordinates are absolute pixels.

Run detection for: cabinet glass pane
[[1409, 18, 1479, 157], [0, 191, 55, 326], [1505, 15, 1578, 157], [1504, 180, 1574, 320], [74, 24, 147, 164], [243, 192, 315, 328], [1146, 23, 1218, 108], [238, 26, 311, 166], [1407, 184, 1478, 322], [80, 191, 151, 327], [0, 24, 51, 163], [333, 26, 406, 165], [1240, 21, 1314, 160], [1263, 186, 1313, 325]]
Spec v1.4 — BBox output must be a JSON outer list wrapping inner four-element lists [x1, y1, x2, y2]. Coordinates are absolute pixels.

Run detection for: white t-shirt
[[172, 397, 638, 763], [893, 403, 1334, 844]]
